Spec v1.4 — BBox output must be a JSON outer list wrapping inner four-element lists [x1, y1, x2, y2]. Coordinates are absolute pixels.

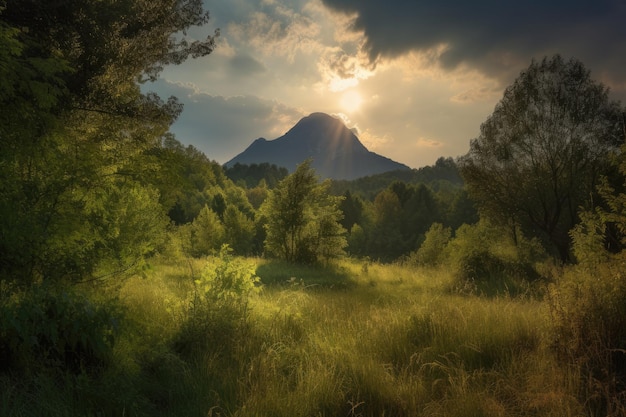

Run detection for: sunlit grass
[[1, 256, 589, 416], [235, 258, 572, 416]]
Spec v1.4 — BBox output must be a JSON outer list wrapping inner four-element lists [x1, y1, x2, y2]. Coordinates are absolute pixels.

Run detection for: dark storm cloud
[[321, 0, 626, 94]]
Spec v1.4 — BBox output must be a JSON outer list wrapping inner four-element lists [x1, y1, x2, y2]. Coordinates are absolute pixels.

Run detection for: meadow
[[2, 253, 601, 417]]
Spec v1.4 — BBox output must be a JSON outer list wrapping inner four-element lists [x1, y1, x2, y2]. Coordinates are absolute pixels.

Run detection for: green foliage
[[339, 190, 364, 231], [196, 245, 260, 302], [81, 182, 168, 279], [409, 222, 452, 266], [366, 182, 442, 261], [549, 263, 626, 416], [329, 156, 464, 200], [569, 209, 611, 266], [459, 55, 623, 261], [347, 223, 368, 257], [0, 256, 601, 417], [0, 286, 119, 374], [557, 143, 626, 415], [446, 221, 544, 296], [175, 246, 259, 357], [0, 132, 169, 284], [1, 0, 217, 117], [0, 17, 72, 143], [223, 205, 256, 255], [329, 159, 478, 263], [260, 160, 347, 264], [245, 181, 270, 209], [225, 162, 289, 189], [0, 0, 218, 286], [188, 205, 225, 257]]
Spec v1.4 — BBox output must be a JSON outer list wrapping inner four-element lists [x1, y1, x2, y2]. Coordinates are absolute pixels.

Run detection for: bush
[[0, 285, 119, 374], [408, 222, 451, 266], [446, 221, 543, 296], [174, 245, 260, 358], [549, 262, 626, 416]]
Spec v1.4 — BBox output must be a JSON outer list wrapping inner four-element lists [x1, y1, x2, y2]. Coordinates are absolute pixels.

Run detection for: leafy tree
[[223, 205, 255, 255], [260, 160, 347, 264], [189, 205, 225, 257], [459, 55, 624, 261], [225, 162, 289, 188], [443, 188, 479, 231], [410, 223, 452, 266], [0, 0, 217, 285], [339, 190, 364, 231], [367, 189, 405, 261], [246, 180, 269, 210], [557, 144, 626, 414], [347, 224, 368, 257], [571, 142, 626, 264], [1, 0, 217, 119], [365, 182, 441, 261]]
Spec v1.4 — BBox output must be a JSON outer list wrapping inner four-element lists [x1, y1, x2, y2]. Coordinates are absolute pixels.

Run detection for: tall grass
[[0, 256, 594, 416]]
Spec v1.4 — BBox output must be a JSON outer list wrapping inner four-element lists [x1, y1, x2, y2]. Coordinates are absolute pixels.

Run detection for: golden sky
[[147, 0, 626, 169]]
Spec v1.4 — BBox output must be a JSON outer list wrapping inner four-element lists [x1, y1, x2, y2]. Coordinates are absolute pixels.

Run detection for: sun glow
[[339, 90, 364, 113]]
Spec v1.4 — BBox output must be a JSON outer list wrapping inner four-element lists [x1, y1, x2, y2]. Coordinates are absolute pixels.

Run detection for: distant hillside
[[329, 157, 463, 200], [225, 112, 410, 180]]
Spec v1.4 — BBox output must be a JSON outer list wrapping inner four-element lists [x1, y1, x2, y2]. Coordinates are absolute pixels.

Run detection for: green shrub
[[550, 262, 626, 416], [409, 222, 451, 266], [446, 221, 543, 296], [174, 245, 260, 358], [0, 285, 119, 374]]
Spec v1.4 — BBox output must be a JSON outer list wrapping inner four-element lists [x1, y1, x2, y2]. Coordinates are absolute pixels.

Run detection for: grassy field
[[0, 256, 595, 416]]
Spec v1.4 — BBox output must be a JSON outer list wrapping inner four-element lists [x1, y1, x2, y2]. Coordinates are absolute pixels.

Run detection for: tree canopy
[[260, 160, 347, 264], [0, 0, 217, 284], [459, 55, 624, 261]]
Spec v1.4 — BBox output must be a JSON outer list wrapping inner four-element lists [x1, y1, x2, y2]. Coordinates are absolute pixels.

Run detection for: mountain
[[224, 112, 411, 180]]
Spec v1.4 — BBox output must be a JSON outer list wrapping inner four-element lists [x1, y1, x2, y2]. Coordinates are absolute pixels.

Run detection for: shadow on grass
[[256, 260, 356, 291]]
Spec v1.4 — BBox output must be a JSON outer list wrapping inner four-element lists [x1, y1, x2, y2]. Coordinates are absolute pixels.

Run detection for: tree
[[189, 205, 225, 257], [368, 188, 404, 261], [0, 0, 217, 284], [339, 190, 364, 231], [459, 55, 624, 261], [410, 223, 452, 266], [1, 0, 217, 120], [365, 182, 441, 261], [260, 160, 347, 263], [223, 205, 255, 255], [571, 141, 626, 263]]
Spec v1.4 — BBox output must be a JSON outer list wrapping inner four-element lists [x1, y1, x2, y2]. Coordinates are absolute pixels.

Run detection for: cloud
[[227, 8, 323, 61], [320, 0, 626, 97], [415, 137, 444, 149], [146, 80, 305, 163], [228, 53, 267, 76]]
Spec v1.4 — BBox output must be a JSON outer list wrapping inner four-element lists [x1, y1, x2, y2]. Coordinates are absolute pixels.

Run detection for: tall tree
[[260, 160, 346, 264], [189, 205, 225, 257], [459, 55, 624, 261], [223, 205, 255, 255], [339, 190, 364, 231], [0, 1, 217, 284]]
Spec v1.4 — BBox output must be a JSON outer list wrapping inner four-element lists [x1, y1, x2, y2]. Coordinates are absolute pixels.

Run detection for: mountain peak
[[225, 112, 410, 180]]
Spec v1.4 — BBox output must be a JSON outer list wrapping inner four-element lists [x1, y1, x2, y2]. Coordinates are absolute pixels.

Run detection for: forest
[[2, 1, 626, 416]]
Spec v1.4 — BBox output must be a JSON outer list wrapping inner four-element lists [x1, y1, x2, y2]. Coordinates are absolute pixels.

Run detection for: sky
[[147, 0, 626, 169]]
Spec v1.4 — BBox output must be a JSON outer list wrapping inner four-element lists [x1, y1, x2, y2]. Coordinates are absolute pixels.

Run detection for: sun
[[339, 90, 364, 113]]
